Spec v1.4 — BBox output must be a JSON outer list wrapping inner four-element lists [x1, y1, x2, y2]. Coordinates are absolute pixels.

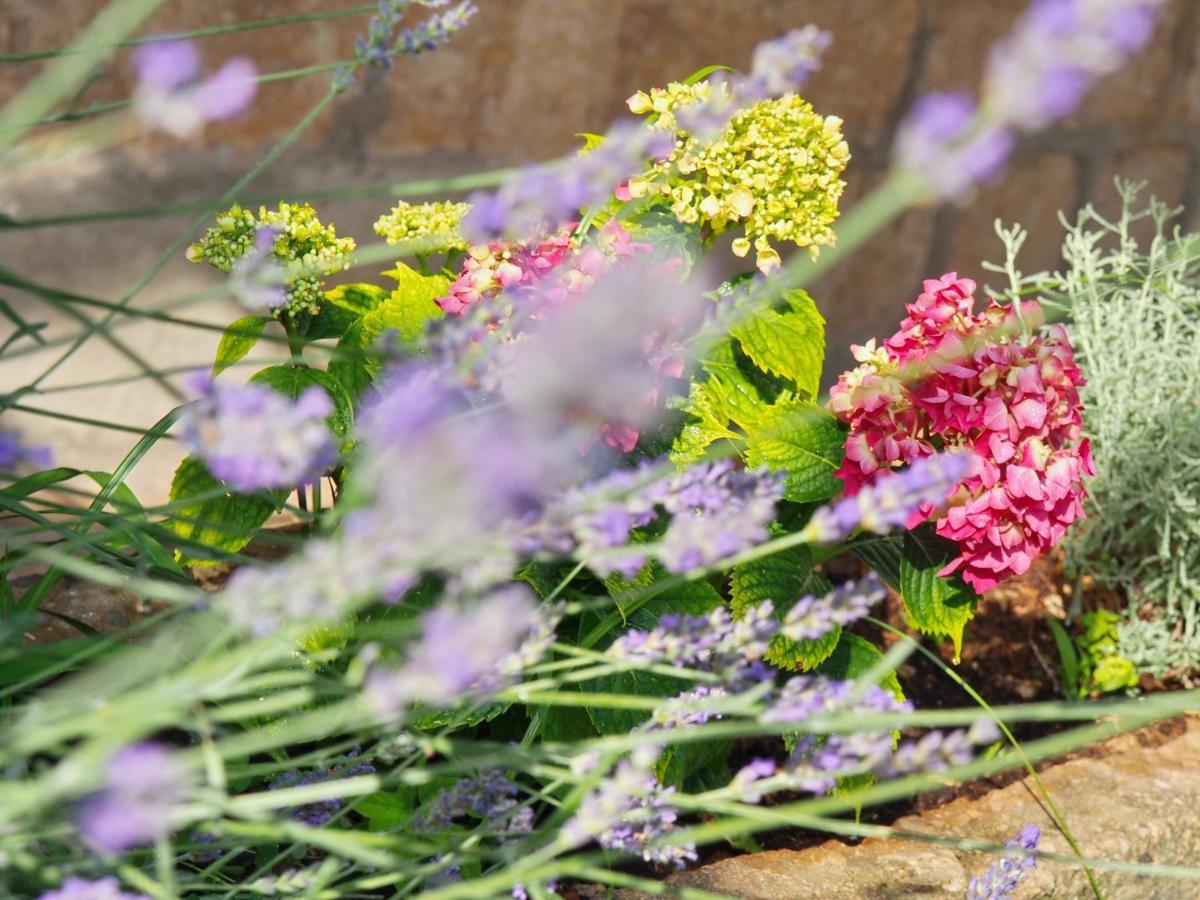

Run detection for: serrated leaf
[[730, 544, 838, 671], [249, 364, 354, 441], [730, 289, 825, 399], [655, 738, 734, 789], [328, 319, 374, 403], [743, 397, 845, 502], [669, 340, 769, 464], [582, 668, 687, 736], [898, 531, 979, 662], [213, 315, 269, 376], [602, 560, 722, 632], [359, 264, 449, 352], [307, 283, 390, 341], [166, 457, 279, 565], [816, 632, 906, 704]]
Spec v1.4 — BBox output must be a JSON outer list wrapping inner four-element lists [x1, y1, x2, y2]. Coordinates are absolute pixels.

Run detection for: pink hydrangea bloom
[[828, 273, 1093, 593]]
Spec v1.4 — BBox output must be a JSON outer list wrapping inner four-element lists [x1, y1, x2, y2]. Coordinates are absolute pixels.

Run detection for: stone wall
[[2, 0, 1198, 500]]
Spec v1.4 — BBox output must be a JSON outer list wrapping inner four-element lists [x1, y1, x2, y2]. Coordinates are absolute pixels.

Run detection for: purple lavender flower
[[893, 93, 1015, 198], [354, 0, 477, 71], [650, 462, 786, 574], [229, 227, 287, 313], [731, 758, 779, 802], [396, 1, 478, 57], [364, 585, 560, 720], [780, 574, 886, 642], [78, 743, 190, 853], [561, 746, 696, 869], [529, 459, 784, 580], [984, 0, 1166, 130], [648, 685, 729, 730], [803, 450, 975, 543], [419, 770, 533, 838], [178, 372, 336, 493], [132, 39, 257, 137], [37, 878, 148, 900], [269, 750, 376, 827], [0, 427, 52, 472], [967, 823, 1042, 899], [608, 602, 776, 690], [741, 25, 832, 99]]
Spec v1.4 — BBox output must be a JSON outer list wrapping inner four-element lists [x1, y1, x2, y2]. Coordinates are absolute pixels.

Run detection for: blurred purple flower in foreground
[[985, 0, 1166, 130], [78, 743, 190, 852], [967, 823, 1042, 900], [0, 426, 52, 473], [894, 0, 1167, 196], [178, 372, 336, 493], [132, 39, 256, 138], [364, 584, 560, 721], [229, 227, 288, 314], [37, 878, 148, 900]]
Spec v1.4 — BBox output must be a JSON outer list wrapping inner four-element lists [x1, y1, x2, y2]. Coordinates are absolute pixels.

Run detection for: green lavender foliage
[[988, 182, 1200, 677]]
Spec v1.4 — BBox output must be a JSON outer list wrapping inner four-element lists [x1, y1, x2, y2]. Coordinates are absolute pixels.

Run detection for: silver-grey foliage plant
[[987, 181, 1200, 678]]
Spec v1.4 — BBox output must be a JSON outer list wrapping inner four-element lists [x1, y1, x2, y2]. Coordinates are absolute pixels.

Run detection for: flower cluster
[[561, 745, 696, 869], [373, 200, 471, 253], [353, 0, 479, 70], [780, 574, 886, 642], [186, 203, 356, 317], [828, 274, 1093, 592], [967, 823, 1042, 900], [629, 87, 849, 273], [533, 459, 785, 579], [37, 878, 148, 900], [0, 426, 52, 473], [462, 27, 830, 242], [78, 743, 191, 853], [132, 39, 256, 138], [178, 372, 336, 493], [418, 771, 533, 837], [269, 750, 376, 827], [363, 585, 560, 721]]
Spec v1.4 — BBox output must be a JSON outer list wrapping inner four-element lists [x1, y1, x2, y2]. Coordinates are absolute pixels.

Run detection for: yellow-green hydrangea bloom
[[627, 83, 850, 274], [187, 202, 355, 317], [373, 200, 471, 253]]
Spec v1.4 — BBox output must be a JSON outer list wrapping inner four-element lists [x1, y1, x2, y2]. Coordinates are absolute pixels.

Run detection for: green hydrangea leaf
[[669, 339, 771, 464], [897, 530, 980, 663], [730, 288, 825, 399], [212, 315, 269, 376], [307, 284, 388, 341], [166, 457, 281, 565], [327, 319, 375, 404], [743, 397, 845, 502], [249, 364, 355, 442], [816, 631, 906, 704], [359, 264, 449, 352], [730, 544, 838, 671]]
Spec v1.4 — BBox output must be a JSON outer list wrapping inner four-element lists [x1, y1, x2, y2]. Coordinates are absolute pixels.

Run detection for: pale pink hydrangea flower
[[828, 273, 1093, 593]]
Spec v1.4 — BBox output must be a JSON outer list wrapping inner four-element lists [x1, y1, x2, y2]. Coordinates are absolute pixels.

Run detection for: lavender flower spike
[[802, 450, 975, 544], [178, 372, 336, 493], [364, 584, 560, 720], [967, 823, 1042, 899], [132, 39, 257, 138], [741, 25, 832, 99], [893, 93, 1015, 198], [37, 878, 149, 900], [984, 0, 1168, 131], [780, 573, 887, 642], [78, 743, 191, 852]]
